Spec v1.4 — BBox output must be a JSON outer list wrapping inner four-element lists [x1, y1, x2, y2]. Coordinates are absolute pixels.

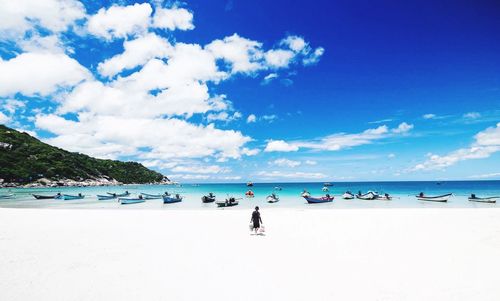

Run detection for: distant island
[[0, 125, 170, 188]]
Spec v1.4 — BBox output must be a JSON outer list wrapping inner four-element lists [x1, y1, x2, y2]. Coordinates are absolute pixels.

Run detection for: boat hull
[[304, 196, 333, 204], [356, 192, 378, 200], [97, 195, 116, 200], [119, 198, 145, 205], [468, 197, 497, 203], [266, 196, 279, 203], [33, 194, 58, 199], [201, 196, 216, 203], [216, 201, 239, 207], [61, 195, 85, 200], [108, 192, 130, 197], [163, 196, 182, 204], [342, 193, 354, 199], [416, 194, 452, 202], [0, 194, 14, 199]]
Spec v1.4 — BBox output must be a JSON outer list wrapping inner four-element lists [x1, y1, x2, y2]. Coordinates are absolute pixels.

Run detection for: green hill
[[0, 125, 166, 184]]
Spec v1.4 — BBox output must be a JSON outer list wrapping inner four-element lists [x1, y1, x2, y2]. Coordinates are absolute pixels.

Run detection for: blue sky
[[0, 0, 499, 182]]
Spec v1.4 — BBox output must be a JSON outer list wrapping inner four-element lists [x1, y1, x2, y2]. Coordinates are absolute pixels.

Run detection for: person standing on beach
[[251, 206, 263, 234]]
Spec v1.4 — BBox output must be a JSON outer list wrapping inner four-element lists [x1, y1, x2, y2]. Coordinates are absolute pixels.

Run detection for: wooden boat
[[201, 193, 216, 203], [119, 197, 145, 205], [376, 193, 392, 201], [216, 197, 239, 207], [140, 193, 162, 200], [266, 193, 280, 203], [61, 194, 85, 200], [342, 191, 354, 199], [0, 193, 14, 199], [416, 193, 452, 202], [97, 194, 116, 200], [356, 191, 378, 200], [33, 193, 61, 199], [468, 194, 497, 203], [163, 194, 183, 204], [245, 190, 255, 198], [107, 191, 130, 197], [304, 195, 334, 204]]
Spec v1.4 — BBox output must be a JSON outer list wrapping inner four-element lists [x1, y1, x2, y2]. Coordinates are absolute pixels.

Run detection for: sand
[[1, 207, 499, 300]]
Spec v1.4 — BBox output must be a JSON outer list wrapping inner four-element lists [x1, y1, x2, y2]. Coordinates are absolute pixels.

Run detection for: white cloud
[[0, 0, 85, 38], [388, 153, 396, 158], [468, 172, 500, 179], [302, 47, 324, 65], [423, 113, 436, 119], [2, 99, 25, 114], [261, 114, 278, 122], [0, 111, 10, 124], [246, 114, 257, 123], [264, 49, 295, 68], [305, 160, 317, 165], [392, 122, 413, 134], [464, 112, 481, 119], [97, 33, 172, 77], [169, 174, 210, 180], [206, 111, 242, 122], [265, 123, 413, 153], [281, 36, 307, 53], [256, 171, 327, 180], [413, 122, 500, 170], [261, 73, 278, 85], [264, 140, 300, 152], [171, 165, 229, 174], [0, 52, 90, 97], [87, 3, 152, 40], [269, 158, 301, 167], [152, 7, 194, 31]]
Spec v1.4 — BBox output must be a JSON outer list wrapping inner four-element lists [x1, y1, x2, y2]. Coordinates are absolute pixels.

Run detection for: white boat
[[468, 194, 497, 203], [342, 191, 354, 199], [376, 193, 392, 201], [266, 193, 280, 203], [301, 190, 311, 197], [416, 193, 452, 202], [356, 191, 378, 200], [322, 186, 329, 192]]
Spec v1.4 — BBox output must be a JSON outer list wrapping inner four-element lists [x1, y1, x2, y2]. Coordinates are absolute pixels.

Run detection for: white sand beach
[[1, 208, 500, 301]]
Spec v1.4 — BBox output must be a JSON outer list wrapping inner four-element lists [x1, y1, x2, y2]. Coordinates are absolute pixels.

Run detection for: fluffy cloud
[[265, 123, 413, 152], [87, 3, 152, 40], [246, 114, 257, 123], [261, 73, 278, 85], [171, 165, 230, 174], [256, 171, 327, 180], [97, 33, 172, 77], [0, 111, 10, 124], [413, 122, 500, 170], [0, 52, 90, 96], [269, 158, 301, 167], [463, 112, 481, 119], [152, 7, 194, 31], [35, 114, 253, 161], [0, 0, 85, 38], [264, 49, 295, 68]]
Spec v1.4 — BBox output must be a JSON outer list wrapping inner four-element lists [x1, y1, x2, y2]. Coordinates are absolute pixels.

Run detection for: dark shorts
[[253, 221, 260, 228]]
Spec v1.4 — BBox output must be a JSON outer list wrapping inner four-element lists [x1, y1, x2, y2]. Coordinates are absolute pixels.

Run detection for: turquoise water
[[1, 181, 499, 209]]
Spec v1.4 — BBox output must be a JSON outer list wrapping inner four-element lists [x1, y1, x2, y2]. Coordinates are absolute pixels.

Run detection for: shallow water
[[1, 181, 499, 210]]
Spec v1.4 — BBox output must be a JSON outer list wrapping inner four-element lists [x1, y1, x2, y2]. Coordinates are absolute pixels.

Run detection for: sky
[[0, 0, 499, 183]]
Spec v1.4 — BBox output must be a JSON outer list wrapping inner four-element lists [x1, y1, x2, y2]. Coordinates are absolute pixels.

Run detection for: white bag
[[249, 223, 254, 231]]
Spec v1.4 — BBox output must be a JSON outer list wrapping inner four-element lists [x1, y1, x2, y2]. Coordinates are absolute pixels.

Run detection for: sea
[[1, 181, 499, 210]]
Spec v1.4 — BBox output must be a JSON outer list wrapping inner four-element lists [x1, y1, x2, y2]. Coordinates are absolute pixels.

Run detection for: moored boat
[[416, 192, 452, 202], [0, 193, 14, 199], [301, 190, 311, 198], [216, 197, 239, 207], [342, 191, 355, 199], [376, 193, 392, 201], [246, 182, 253, 187], [97, 194, 116, 200], [119, 197, 145, 205], [201, 193, 216, 203], [140, 193, 162, 200], [107, 191, 130, 197], [163, 193, 183, 204], [322, 186, 329, 192], [33, 193, 61, 199], [304, 194, 334, 204], [61, 194, 85, 200], [468, 194, 497, 203], [356, 191, 378, 200], [245, 190, 255, 198], [323, 182, 333, 187], [266, 193, 280, 203]]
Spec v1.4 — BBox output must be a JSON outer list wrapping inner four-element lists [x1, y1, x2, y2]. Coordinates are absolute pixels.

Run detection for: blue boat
[[0, 193, 14, 199], [97, 194, 116, 200], [140, 193, 162, 200], [303, 195, 334, 204], [107, 191, 130, 197], [119, 197, 145, 205], [163, 193, 183, 204], [61, 194, 85, 200]]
